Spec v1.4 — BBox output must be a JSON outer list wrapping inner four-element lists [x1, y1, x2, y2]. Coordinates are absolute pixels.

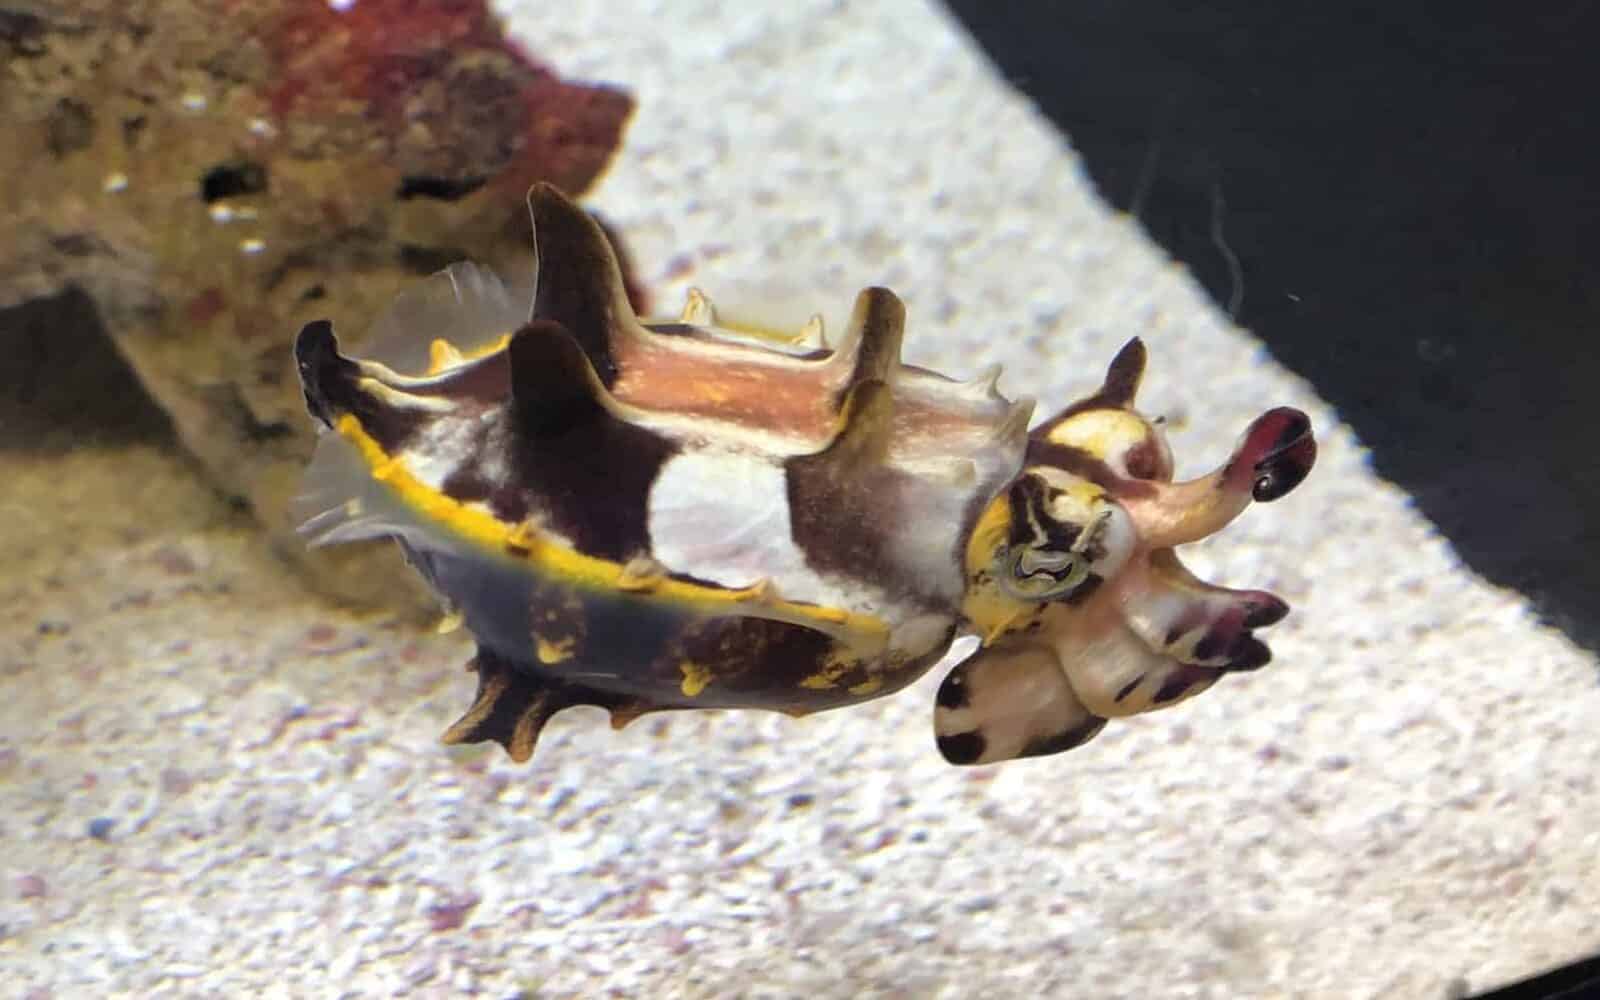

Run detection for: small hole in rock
[[122, 114, 148, 149], [200, 161, 268, 202], [47, 98, 95, 157], [397, 175, 487, 201]]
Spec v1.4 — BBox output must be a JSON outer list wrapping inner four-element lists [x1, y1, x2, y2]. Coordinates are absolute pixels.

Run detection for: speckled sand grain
[[3, 1, 1597, 997]]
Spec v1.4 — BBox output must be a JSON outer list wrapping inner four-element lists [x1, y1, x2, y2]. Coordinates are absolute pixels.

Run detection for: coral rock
[[0, 0, 634, 608]]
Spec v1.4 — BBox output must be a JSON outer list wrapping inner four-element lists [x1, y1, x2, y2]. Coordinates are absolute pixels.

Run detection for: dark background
[[941, 2, 1600, 657], [937, 4, 1599, 997]]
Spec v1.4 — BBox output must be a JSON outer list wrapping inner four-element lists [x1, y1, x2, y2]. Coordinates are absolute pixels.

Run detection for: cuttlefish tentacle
[[1121, 407, 1315, 547]]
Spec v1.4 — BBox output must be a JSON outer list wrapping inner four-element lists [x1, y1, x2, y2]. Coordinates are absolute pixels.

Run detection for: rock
[[0, 0, 635, 609]]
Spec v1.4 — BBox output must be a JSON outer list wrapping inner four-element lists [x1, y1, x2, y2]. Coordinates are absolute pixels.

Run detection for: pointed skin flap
[[295, 320, 357, 428], [525, 182, 638, 386], [507, 318, 616, 436], [1098, 337, 1147, 408], [833, 286, 906, 390]]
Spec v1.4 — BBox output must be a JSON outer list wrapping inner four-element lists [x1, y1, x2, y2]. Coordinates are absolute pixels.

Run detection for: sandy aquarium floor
[[4, 1, 1598, 997]]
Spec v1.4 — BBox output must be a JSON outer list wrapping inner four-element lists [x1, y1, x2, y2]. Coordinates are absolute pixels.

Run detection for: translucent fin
[[357, 261, 527, 376], [291, 432, 453, 552]]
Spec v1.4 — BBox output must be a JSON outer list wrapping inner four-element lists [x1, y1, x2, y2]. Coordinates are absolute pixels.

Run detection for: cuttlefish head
[[938, 339, 1317, 765]]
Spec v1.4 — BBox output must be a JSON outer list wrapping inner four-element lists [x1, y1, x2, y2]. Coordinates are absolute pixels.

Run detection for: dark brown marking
[[440, 465, 497, 506], [1024, 438, 1160, 501], [937, 730, 987, 765], [667, 617, 830, 696], [1244, 595, 1290, 629], [784, 464, 923, 601], [1227, 637, 1272, 672], [1005, 473, 1083, 552], [1189, 605, 1273, 669], [1114, 677, 1142, 702], [436, 447, 531, 526], [1018, 716, 1107, 760], [1193, 632, 1227, 662], [936, 669, 970, 709], [785, 385, 951, 607], [1152, 676, 1195, 705]]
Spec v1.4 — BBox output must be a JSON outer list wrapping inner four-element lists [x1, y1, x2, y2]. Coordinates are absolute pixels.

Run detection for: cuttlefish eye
[[998, 471, 1138, 604], [1002, 545, 1091, 600]]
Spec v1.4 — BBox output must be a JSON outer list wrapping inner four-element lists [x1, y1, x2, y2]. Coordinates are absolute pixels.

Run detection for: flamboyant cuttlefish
[[293, 183, 1315, 766]]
